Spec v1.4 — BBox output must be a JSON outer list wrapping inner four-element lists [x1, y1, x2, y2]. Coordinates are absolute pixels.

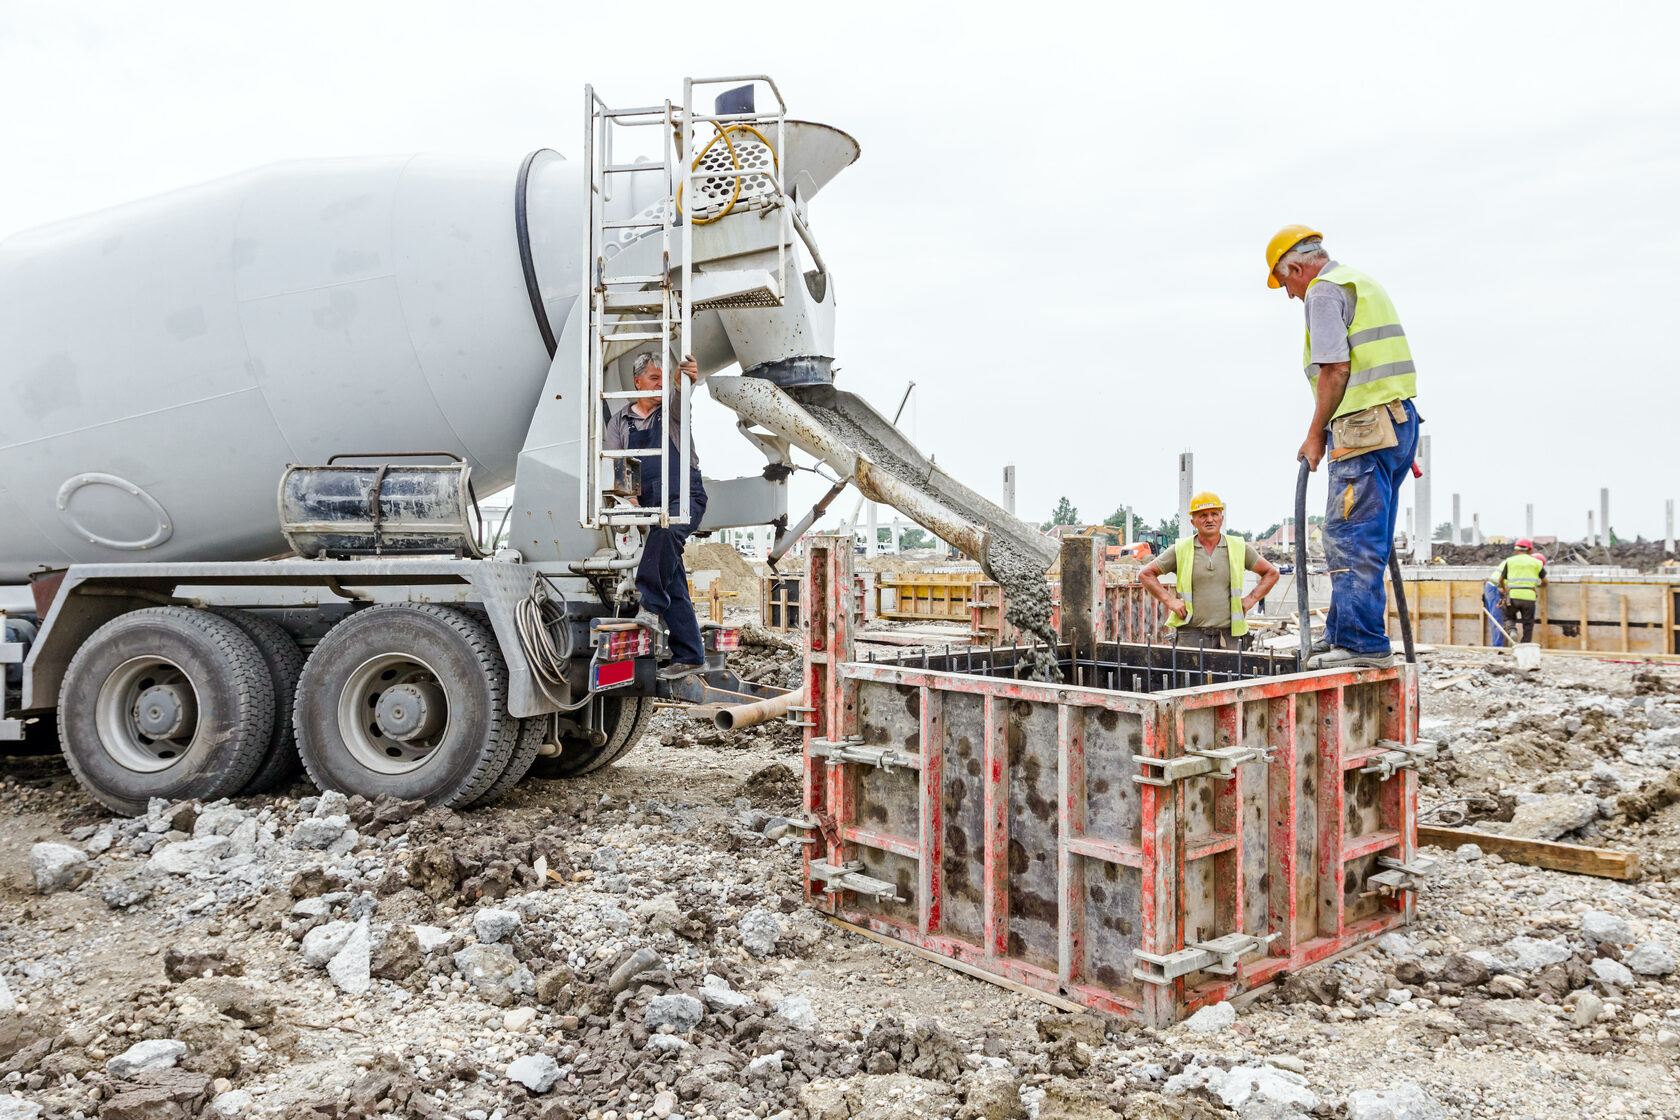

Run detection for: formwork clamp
[[1365, 854, 1440, 896], [1131, 932, 1277, 985], [1131, 744, 1270, 787], [807, 858, 901, 903], [1359, 739, 1441, 782], [810, 736, 920, 773]]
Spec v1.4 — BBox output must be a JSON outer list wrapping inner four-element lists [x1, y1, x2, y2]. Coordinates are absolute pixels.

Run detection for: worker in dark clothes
[[1496, 538, 1547, 643], [603, 353, 709, 680]]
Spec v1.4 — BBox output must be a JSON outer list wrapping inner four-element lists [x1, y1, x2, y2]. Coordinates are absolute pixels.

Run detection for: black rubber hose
[[1389, 550, 1416, 664], [1295, 458, 1311, 666]]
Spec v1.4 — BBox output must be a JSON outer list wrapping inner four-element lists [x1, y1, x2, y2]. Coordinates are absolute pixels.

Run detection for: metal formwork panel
[[803, 554, 1421, 1027]]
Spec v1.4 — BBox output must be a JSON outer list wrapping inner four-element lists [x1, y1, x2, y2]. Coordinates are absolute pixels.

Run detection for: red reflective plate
[[593, 659, 635, 689]]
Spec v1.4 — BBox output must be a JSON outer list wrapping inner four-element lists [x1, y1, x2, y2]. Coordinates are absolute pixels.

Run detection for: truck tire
[[469, 716, 547, 805], [58, 607, 275, 816], [210, 609, 305, 794], [528, 694, 653, 779], [294, 604, 521, 808]]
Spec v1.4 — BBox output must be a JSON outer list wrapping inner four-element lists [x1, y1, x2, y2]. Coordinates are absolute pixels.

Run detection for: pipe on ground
[[715, 686, 806, 732]]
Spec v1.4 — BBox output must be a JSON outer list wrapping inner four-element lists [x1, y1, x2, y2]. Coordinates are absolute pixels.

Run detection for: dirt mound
[[1432, 540, 1678, 571], [684, 539, 764, 599], [734, 762, 802, 809]]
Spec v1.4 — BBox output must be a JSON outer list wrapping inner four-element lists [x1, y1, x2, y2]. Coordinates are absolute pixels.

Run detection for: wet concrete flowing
[[793, 391, 1061, 682]]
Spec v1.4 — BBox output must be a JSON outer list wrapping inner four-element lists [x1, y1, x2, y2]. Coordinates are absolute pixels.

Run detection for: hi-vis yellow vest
[[1502, 553, 1544, 602], [1167, 534, 1248, 636], [1303, 265, 1417, 419]]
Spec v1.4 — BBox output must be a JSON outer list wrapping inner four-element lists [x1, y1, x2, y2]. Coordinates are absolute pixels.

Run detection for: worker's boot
[[634, 609, 663, 633], [1306, 646, 1395, 670], [658, 660, 706, 681]]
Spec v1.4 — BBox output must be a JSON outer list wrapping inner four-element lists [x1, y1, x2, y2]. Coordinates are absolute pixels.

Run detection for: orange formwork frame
[[800, 534, 1424, 1027]]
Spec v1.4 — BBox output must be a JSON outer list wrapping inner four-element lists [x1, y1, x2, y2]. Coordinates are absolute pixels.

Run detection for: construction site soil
[[1430, 541, 1679, 572], [6, 641, 1680, 1120]]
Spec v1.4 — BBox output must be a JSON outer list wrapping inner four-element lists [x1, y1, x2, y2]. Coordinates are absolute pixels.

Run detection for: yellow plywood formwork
[[1386, 577, 1680, 655], [873, 571, 983, 623]]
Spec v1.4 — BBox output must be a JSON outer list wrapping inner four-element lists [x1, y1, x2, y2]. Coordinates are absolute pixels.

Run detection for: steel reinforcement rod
[[1388, 550, 1416, 664]]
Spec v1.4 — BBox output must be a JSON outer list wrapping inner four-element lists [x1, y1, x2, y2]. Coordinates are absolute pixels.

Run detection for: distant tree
[[1434, 521, 1453, 541], [1154, 517, 1180, 548], [899, 528, 931, 550], [1102, 506, 1134, 531], [1048, 496, 1080, 527]]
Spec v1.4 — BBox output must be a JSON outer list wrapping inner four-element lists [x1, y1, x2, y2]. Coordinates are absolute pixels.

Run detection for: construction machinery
[[0, 75, 1055, 814]]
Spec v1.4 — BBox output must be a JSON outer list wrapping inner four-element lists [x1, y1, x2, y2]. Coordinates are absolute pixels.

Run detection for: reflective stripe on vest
[[1302, 265, 1418, 419], [1165, 534, 1248, 636], [1502, 554, 1544, 601]]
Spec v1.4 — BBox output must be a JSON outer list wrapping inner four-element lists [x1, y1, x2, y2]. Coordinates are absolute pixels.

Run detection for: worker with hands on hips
[[1268, 226, 1419, 669], [603, 352, 709, 680], [1138, 492, 1280, 650]]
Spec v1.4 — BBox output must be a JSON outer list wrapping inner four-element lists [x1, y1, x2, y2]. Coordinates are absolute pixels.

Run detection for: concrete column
[[1405, 506, 1414, 545], [1178, 452, 1194, 540], [1587, 510, 1594, 545], [1451, 492, 1462, 545], [1414, 434, 1432, 563], [1600, 487, 1611, 547], [1666, 499, 1674, 555], [1526, 504, 1534, 540], [1472, 514, 1483, 545], [1002, 465, 1016, 517], [867, 502, 878, 556], [1126, 506, 1134, 548]]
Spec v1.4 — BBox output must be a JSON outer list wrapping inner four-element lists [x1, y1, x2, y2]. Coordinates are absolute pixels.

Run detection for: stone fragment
[[148, 836, 233, 875], [99, 1070, 212, 1120], [192, 806, 246, 838], [1376, 933, 1414, 957], [300, 920, 357, 967], [290, 817, 352, 850], [1590, 957, 1634, 987], [163, 947, 242, 983], [101, 874, 156, 910], [1035, 1012, 1105, 1047], [0, 1099, 43, 1120], [645, 1033, 690, 1054], [698, 974, 753, 1012], [607, 947, 662, 994], [1183, 1001, 1236, 1033], [1627, 941, 1676, 976], [1580, 910, 1634, 945], [1345, 1082, 1446, 1120], [502, 1007, 537, 1032], [107, 1038, 187, 1079], [506, 1053, 562, 1093], [746, 1052, 783, 1077], [1455, 843, 1483, 861], [775, 995, 818, 1030], [738, 908, 780, 958], [209, 1089, 253, 1118], [635, 895, 684, 935], [29, 843, 90, 894], [453, 944, 534, 995], [473, 907, 522, 944], [1572, 991, 1604, 1028], [410, 925, 452, 953], [651, 1089, 678, 1119], [328, 919, 373, 994], [1502, 795, 1599, 841], [645, 994, 704, 1033]]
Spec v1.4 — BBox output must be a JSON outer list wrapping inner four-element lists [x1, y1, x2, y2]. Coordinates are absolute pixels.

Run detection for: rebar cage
[[800, 536, 1422, 1026]]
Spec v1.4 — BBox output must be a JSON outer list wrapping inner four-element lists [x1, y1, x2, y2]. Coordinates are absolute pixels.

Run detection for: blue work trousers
[[1483, 583, 1507, 647], [1321, 400, 1420, 655]]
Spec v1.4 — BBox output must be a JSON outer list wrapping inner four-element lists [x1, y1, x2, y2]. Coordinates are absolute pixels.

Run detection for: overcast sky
[[3, 2, 1676, 542]]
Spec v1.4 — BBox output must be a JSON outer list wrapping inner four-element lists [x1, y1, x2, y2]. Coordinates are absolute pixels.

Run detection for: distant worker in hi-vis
[[1495, 539, 1547, 643], [1268, 226, 1420, 669], [1139, 491, 1279, 650]]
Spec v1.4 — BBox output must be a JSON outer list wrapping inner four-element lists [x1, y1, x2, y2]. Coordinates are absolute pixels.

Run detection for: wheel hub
[[374, 681, 445, 741], [132, 684, 194, 739]]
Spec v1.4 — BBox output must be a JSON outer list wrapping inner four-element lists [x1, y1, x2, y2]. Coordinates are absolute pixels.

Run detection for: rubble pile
[[4, 651, 1680, 1120]]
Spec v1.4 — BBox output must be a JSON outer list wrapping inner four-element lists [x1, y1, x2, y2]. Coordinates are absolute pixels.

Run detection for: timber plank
[[1418, 825, 1639, 880]]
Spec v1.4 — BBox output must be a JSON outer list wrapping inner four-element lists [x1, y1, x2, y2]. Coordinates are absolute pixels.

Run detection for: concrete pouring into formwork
[[797, 535, 1429, 1027]]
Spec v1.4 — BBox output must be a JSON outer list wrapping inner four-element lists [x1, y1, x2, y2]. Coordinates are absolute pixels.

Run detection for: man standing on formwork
[[1268, 226, 1420, 669], [1139, 492, 1280, 649], [1495, 538, 1547, 643]]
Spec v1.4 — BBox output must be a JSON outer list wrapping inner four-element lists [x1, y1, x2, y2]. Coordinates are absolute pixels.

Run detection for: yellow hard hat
[[1265, 224, 1322, 288], [1189, 491, 1224, 513]]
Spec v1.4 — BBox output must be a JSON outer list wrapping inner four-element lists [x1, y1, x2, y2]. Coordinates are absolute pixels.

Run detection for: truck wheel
[[211, 609, 305, 794], [58, 607, 275, 816], [294, 604, 520, 808], [528, 694, 653, 779], [469, 716, 547, 805]]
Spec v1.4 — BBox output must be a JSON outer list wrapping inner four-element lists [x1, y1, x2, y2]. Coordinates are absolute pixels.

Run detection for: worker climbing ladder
[[580, 77, 794, 533]]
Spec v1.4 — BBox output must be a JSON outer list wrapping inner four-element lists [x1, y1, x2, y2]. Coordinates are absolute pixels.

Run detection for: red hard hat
[[1515, 538, 1534, 550]]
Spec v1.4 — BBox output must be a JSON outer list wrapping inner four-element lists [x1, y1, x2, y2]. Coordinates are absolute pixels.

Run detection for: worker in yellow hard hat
[[1138, 491, 1279, 650], [1266, 226, 1421, 670]]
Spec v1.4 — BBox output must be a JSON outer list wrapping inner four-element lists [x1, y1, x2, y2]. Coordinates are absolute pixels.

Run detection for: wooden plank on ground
[[1417, 825, 1639, 880]]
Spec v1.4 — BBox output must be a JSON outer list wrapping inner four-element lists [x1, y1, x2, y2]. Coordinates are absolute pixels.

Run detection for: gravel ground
[[5, 641, 1680, 1120]]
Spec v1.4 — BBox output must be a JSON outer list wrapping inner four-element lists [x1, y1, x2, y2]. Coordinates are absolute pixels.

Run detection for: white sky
[[3, 1, 1676, 541]]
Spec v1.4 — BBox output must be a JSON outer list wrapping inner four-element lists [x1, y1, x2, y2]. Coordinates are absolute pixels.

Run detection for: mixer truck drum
[[292, 604, 523, 808], [56, 607, 277, 816]]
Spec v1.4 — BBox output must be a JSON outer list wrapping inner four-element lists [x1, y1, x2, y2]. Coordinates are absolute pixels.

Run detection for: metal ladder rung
[[602, 274, 665, 285], [601, 218, 668, 230], [600, 390, 664, 400], [601, 449, 663, 460], [597, 332, 665, 343]]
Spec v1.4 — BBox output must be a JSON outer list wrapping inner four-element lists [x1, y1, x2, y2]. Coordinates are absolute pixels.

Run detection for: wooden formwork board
[[809, 538, 1419, 1027], [875, 572, 983, 623], [1386, 578, 1678, 655]]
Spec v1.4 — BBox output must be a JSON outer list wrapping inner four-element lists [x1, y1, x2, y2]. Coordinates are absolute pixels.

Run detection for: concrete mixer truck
[[0, 75, 1055, 814]]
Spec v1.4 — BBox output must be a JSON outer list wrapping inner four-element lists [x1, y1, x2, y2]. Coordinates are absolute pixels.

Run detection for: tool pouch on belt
[[1328, 400, 1408, 462]]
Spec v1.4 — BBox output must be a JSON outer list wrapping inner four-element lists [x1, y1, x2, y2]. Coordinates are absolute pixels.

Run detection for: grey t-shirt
[[1303, 258, 1355, 379], [1154, 538, 1262, 631]]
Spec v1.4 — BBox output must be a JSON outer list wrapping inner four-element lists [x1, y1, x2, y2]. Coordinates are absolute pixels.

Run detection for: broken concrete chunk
[[106, 1038, 187, 1079], [1345, 1082, 1446, 1120], [506, 1053, 561, 1093], [29, 842, 90, 894]]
